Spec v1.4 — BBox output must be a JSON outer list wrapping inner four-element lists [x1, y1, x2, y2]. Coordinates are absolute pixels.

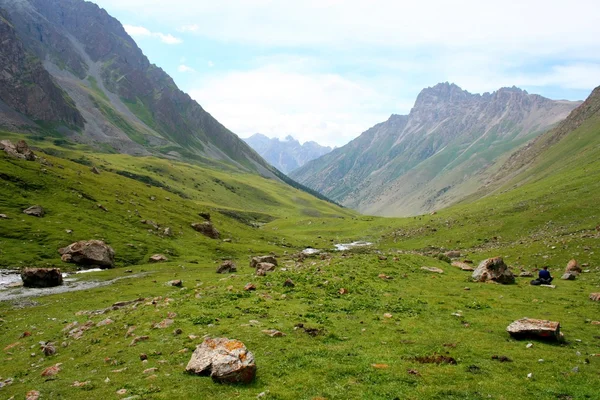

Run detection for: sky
[[91, 0, 600, 147]]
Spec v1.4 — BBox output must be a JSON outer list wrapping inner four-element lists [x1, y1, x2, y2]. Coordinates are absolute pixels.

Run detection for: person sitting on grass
[[538, 266, 553, 284]]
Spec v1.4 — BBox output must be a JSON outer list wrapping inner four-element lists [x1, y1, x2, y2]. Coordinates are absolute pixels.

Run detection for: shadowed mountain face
[[243, 134, 332, 174], [290, 83, 581, 216], [0, 0, 275, 176]]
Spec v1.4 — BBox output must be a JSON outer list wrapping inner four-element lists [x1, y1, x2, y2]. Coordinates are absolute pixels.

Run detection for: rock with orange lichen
[[186, 337, 256, 383]]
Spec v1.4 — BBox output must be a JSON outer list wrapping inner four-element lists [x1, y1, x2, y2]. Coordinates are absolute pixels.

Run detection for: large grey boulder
[[59, 240, 115, 268], [20, 268, 63, 288], [506, 318, 561, 341], [186, 337, 256, 383], [472, 257, 515, 284]]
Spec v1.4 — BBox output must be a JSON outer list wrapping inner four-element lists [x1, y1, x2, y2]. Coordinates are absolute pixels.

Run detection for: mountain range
[[290, 83, 581, 216], [243, 134, 332, 174]]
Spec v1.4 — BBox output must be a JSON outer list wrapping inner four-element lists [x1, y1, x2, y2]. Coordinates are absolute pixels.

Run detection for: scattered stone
[[244, 283, 256, 291], [169, 280, 183, 287], [378, 255, 388, 261], [561, 273, 576, 280], [261, 329, 285, 337], [96, 318, 113, 327], [26, 390, 40, 400], [378, 273, 393, 280], [421, 266, 444, 274], [283, 278, 295, 288], [117, 389, 128, 395], [506, 318, 562, 341], [0, 214, 8, 219], [174, 328, 183, 335], [565, 259, 582, 274], [591, 321, 600, 325], [472, 257, 515, 284], [40, 342, 56, 356], [383, 313, 393, 319], [64, 321, 94, 340], [140, 353, 148, 361], [163, 227, 172, 236], [452, 261, 474, 271], [20, 268, 63, 288], [91, 166, 101, 174], [154, 319, 174, 329], [256, 262, 276, 275], [72, 380, 91, 387], [143, 367, 158, 374], [250, 256, 278, 268], [526, 343, 533, 349], [217, 260, 237, 274], [59, 240, 115, 268], [185, 337, 256, 384], [339, 288, 349, 295], [149, 254, 168, 263], [527, 373, 533, 379], [129, 336, 149, 346], [97, 204, 109, 212], [23, 205, 44, 217], [589, 293, 600, 301], [518, 271, 534, 277], [191, 222, 220, 239], [41, 363, 62, 377]]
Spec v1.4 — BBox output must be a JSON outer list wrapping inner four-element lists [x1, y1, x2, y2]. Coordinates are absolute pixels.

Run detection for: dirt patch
[[412, 354, 457, 365]]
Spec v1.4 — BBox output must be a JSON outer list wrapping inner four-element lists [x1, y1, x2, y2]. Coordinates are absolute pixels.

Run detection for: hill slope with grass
[[0, 0, 278, 177]]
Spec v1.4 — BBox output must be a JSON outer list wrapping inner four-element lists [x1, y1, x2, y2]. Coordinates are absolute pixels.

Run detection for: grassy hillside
[[0, 126, 599, 399]]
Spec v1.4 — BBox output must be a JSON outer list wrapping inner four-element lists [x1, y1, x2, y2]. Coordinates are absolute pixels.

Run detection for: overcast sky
[[92, 0, 600, 147]]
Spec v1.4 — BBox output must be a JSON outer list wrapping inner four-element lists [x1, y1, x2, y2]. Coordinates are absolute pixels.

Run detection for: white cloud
[[123, 24, 182, 45], [178, 24, 199, 33], [207, 61, 214, 68], [178, 64, 195, 73], [188, 64, 392, 147]]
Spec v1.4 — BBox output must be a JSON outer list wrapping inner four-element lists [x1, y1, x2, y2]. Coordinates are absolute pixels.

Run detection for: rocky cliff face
[[0, 9, 83, 128], [0, 0, 275, 176], [290, 83, 581, 216], [243, 134, 332, 174]]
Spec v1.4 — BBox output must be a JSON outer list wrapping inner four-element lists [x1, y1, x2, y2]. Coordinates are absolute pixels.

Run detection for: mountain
[[0, 0, 277, 177], [243, 134, 332, 174], [290, 83, 581, 216]]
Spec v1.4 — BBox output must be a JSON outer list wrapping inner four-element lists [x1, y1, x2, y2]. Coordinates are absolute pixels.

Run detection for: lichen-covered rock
[[186, 337, 256, 384], [506, 318, 561, 341], [191, 222, 220, 239], [23, 205, 44, 217], [20, 268, 63, 288], [217, 260, 236, 274], [472, 257, 515, 284], [565, 259, 582, 274], [250, 255, 278, 268], [58, 240, 115, 268]]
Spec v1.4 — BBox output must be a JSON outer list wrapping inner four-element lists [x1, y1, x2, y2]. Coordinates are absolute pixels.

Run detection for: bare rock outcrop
[[472, 257, 515, 284], [20, 268, 63, 288], [191, 222, 220, 239], [59, 240, 115, 268], [186, 337, 256, 384]]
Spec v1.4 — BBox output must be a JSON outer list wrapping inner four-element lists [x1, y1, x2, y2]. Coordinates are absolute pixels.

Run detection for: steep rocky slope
[[291, 83, 580, 216], [0, 0, 275, 176], [244, 134, 332, 174]]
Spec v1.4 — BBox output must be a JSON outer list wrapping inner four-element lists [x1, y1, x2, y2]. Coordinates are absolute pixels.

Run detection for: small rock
[[371, 363, 389, 369], [383, 313, 393, 319], [41, 363, 62, 377], [26, 390, 40, 400], [283, 278, 295, 287], [0, 214, 8, 219], [169, 280, 183, 287], [143, 367, 158, 374], [261, 329, 285, 337], [452, 261, 474, 271], [153, 319, 174, 329], [23, 205, 44, 217], [572, 366, 579, 373], [244, 283, 256, 291], [191, 221, 220, 239], [149, 254, 168, 263], [339, 288, 348, 295], [589, 293, 600, 302], [421, 266, 444, 273], [378, 273, 393, 280], [561, 273, 576, 280], [91, 166, 101, 174], [140, 353, 148, 361], [217, 260, 236, 274], [117, 389, 127, 395], [519, 271, 534, 277], [526, 343, 533, 348], [72, 380, 91, 387], [527, 373, 533, 379], [96, 318, 113, 327]]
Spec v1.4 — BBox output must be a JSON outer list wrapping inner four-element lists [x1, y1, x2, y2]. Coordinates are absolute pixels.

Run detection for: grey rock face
[[186, 337, 256, 384], [244, 134, 332, 174]]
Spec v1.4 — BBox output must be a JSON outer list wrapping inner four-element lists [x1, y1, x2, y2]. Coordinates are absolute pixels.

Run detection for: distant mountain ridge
[[0, 0, 276, 177], [290, 82, 581, 216], [244, 134, 332, 174]]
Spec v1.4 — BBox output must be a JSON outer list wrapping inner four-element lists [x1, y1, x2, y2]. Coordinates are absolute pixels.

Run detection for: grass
[[0, 127, 599, 399]]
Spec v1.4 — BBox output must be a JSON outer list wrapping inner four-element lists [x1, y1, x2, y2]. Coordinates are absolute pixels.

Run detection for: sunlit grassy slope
[[0, 121, 599, 400]]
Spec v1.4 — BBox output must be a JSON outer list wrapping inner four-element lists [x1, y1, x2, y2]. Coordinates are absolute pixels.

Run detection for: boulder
[[561, 273, 576, 280], [149, 254, 168, 263], [20, 268, 63, 288], [506, 318, 561, 341], [1, 139, 35, 160], [217, 260, 236, 274], [565, 259, 582, 275], [256, 262, 276, 275], [186, 337, 256, 384], [191, 222, 220, 239], [250, 255, 278, 268], [472, 257, 515, 284], [451, 261, 474, 271], [23, 205, 44, 217], [590, 293, 600, 301], [59, 240, 115, 268]]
